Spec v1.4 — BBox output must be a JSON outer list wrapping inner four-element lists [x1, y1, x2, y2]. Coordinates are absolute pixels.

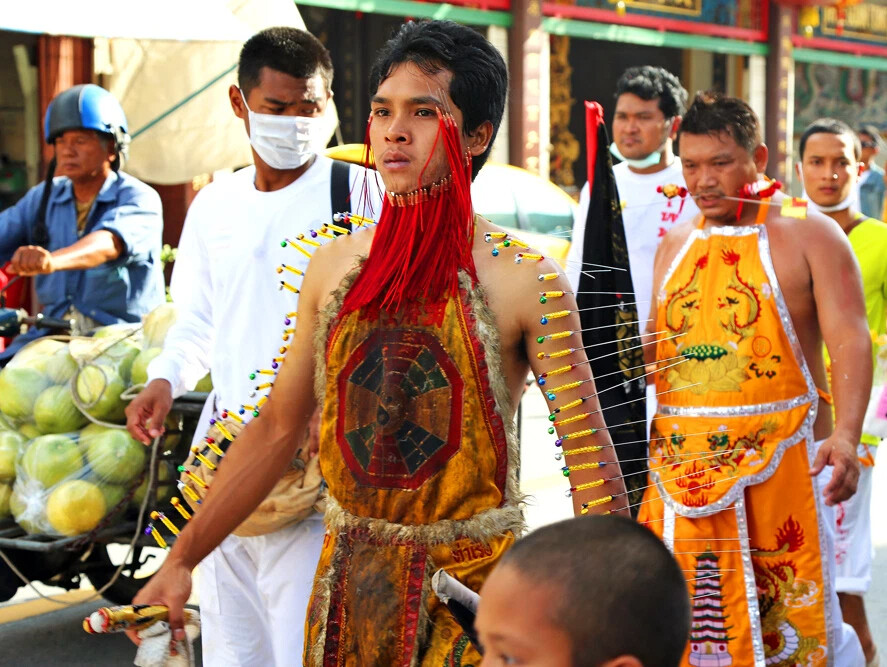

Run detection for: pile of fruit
[[0, 304, 201, 536]]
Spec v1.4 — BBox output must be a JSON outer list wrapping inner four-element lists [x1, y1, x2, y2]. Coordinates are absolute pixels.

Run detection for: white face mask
[[798, 169, 859, 213], [610, 142, 662, 170], [241, 90, 329, 170]]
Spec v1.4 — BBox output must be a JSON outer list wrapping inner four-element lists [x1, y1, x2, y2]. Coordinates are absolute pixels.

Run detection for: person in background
[[798, 117, 886, 667], [0, 84, 164, 360], [125, 28, 377, 666], [566, 66, 700, 505], [641, 92, 867, 665], [856, 124, 885, 221]]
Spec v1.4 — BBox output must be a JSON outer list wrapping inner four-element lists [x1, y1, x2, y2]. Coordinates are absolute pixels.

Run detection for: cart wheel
[[85, 543, 165, 605]]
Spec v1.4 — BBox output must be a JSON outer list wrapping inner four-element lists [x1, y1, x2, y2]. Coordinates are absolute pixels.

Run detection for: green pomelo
[[87, 429, 146, 484], [74, 365, 126, 422], [0, 412, 15, 431], [46, 480, 106, 536], [142, 303, 178, 349], [13, 339, 66, 366], [18, 423, 43, 440], [96, 338, 140, 384], [194, 373, 213, 393], [0, 366, 51, 421], [97, 482, 127, 513], [131, 348, 162, 386], [78, 423, 108, 455], [45, 349, 78, 384], [0, 483, 11, 518], [21, 434, 83, 488], [33, 385, 88, 435], [132, 461, 175, 507], [91, 323, 140, 340], [0, 431, 25, 482]]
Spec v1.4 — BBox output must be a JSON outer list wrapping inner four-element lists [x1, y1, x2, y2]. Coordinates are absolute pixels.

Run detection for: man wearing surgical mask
[[567, 66, 699, 445], [798, 118, 886, 667], [126, 27, 380, 665]]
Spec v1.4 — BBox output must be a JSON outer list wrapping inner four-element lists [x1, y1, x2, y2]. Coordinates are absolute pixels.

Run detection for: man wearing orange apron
[[640, 92, 869, 666]]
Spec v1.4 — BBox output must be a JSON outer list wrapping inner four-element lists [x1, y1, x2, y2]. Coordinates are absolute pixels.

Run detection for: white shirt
[[147, 156, 381, 415], [567, 158, 699, 321]]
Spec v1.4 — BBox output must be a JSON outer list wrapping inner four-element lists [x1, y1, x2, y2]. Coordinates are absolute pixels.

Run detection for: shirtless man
[[131, 20, 625, 664], [640, 92, 868, 665]]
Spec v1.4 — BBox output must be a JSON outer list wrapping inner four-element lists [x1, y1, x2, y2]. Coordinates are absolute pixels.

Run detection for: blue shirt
[[859, 163, 886, 221], [0, 170, 164, 357]]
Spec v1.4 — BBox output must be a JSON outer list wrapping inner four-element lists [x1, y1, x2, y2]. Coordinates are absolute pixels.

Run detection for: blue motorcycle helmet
[[44, 84, 130, 169], [33, 85, 130, 247]]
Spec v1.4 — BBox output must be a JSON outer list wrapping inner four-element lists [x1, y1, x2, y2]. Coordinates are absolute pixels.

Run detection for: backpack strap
[[329, 159, 352, 233]]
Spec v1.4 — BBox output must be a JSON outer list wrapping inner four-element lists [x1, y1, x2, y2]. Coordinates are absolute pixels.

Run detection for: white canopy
[[0, 0, 251, 42], [5, 0, 335, 184]]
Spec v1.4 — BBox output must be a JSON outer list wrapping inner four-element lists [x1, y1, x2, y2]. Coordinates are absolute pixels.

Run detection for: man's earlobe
[[468, 121, 494, 157], [753, 143, 769, 172]]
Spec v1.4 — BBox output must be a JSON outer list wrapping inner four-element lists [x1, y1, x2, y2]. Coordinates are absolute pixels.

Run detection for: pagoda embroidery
[[688, 547, 733, 666]]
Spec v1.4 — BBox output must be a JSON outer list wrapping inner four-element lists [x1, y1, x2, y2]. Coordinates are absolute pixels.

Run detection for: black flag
[[577, 101, 647, 515]]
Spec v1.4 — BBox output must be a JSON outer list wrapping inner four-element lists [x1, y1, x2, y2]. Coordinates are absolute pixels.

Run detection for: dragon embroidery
[[665, 254, 707, 335], [752, 517, 820, 666], [717, 249, 761, 341]]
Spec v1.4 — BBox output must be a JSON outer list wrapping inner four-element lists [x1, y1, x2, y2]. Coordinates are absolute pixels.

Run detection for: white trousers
[[818, 443, 878, 595], [198, 515, 326, 666], [814, 441, 865, 667]]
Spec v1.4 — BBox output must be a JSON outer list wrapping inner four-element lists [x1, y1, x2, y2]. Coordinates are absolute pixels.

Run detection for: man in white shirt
[[566, 65, 699, 511], [568, 66, 698, 314], [125, 28, 378, 666]]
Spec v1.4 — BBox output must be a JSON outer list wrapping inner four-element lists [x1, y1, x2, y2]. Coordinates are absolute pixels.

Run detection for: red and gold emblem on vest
[[336, 328, 464, 489]]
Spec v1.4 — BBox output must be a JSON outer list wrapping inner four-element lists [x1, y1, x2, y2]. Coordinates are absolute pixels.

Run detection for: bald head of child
[[475, 515, 690, 667]]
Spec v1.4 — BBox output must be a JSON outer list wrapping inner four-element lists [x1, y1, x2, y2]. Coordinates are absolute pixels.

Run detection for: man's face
[[369, 62, 491, 194], [475, 564, 573, 667], [233, 66, 330, 131], [799, 132, 860, 209], [612, 93, 672, 161], [53, 129, 115, 182], [859, 132, 879, 164], [681, 131, 762, 223]]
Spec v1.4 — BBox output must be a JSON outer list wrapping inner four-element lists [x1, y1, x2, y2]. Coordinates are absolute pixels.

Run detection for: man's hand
[[810, 433, 860, 505], [8, 246, 54, 276], [125, 379, 173, 445], [125, 559, 192, 650]]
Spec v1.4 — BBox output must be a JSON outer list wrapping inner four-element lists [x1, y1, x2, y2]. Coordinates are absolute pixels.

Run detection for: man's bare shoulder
[[303, 228, 375, 302], [764, 200, 846, 249], [472, 218, 569, 322]]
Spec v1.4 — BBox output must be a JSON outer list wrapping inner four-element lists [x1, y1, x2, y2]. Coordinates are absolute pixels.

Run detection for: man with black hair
[[0, 84, 163, 359], [567, 67, 699, 505], [856, 124, 886, 221], [568, 66, 698, 311], [798, 117, 886, 667], [639, 92, 866, 665], [131, 19, 625, 665], [476, 516, 690, 667], [125, 27, 378, 665]]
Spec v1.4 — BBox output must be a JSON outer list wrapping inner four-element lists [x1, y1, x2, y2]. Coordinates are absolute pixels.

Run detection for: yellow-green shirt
[[849, 216, 887, 444]]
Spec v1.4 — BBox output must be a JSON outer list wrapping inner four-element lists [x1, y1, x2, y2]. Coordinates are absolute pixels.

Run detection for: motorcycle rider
[[0, 84, 164, 361]]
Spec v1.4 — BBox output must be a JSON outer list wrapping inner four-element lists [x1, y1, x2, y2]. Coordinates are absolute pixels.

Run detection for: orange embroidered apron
[[304, 271, 521, 666], [638, 214, 840, 666]]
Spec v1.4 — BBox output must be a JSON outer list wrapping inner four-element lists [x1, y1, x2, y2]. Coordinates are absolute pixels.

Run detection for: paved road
[[0, 389, 883, 663]]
